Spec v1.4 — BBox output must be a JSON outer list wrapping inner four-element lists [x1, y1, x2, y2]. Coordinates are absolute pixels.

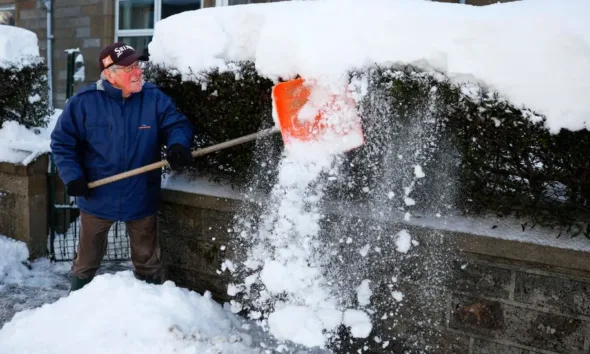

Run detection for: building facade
[[0, 0, 514, 109]]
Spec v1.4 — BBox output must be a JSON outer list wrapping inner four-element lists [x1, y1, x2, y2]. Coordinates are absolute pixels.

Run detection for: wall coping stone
[[162, 187, 590, 275], [0, 154, 49, 176]]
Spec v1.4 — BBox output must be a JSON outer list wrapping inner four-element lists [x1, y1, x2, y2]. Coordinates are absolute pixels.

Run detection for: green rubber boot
[[69, 276, 93, 293]]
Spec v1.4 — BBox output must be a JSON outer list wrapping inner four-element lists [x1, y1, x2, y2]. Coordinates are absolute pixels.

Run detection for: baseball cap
[[99, 42, 149, 71]]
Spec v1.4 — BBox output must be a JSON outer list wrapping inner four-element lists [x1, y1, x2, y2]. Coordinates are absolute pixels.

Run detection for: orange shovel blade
[[272, 78, 365, 154]]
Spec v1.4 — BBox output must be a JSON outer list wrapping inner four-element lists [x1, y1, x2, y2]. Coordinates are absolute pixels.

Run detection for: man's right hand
[[66, 178, 90, 197]]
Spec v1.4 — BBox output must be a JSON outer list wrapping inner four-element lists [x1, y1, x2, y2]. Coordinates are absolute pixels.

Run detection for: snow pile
[[0, 271, 276, 354], [0, 109, 61, 165], [2, 236, 313, 354], [0, 24, 39, 67], [0, 235, 69, 290], [0, 235, 31, 286], [149, 0, 590, 133]]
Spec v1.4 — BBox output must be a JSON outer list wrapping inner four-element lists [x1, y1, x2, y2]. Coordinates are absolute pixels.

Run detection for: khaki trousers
[[72, 210, 162, 282]]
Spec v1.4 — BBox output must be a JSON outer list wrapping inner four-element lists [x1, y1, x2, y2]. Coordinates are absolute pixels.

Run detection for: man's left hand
[[166, 144, 192, 171]]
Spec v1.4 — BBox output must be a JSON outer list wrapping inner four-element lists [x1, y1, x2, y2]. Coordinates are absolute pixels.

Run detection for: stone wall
[[159, 188, 590, 354], [0, 155, 49, 259], [159, 189, 241, 303]]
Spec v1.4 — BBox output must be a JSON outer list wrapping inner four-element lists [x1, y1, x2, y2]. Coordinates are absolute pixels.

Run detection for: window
[[162, 0, 203, 19], [115, 0, 203, 55], [215, 0, 256, 5], [0, 5, 15, 26]]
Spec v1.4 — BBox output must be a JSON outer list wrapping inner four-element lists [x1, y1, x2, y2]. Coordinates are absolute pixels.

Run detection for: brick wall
[[159, 188, 590, 354]]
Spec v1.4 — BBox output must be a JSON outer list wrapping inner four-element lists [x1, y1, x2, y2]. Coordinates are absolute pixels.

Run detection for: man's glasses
[[114, 62, 141, 73]]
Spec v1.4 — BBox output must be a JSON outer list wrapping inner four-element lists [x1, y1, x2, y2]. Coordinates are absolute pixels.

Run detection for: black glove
[[66, 178, 90, 197], [166, 144, 192, 171]]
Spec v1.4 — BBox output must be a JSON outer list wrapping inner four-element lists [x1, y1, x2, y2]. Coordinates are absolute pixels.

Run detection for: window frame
[[215, 0, 255, 5], [114, 0, 205, 45], [0, 4, 16, 26]]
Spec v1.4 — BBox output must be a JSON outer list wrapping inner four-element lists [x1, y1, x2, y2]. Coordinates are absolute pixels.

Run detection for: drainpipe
[[44, 0, 53, 109]]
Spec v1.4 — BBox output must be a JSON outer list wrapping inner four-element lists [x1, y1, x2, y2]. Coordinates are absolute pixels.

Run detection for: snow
[[3, 276, 240, 353], [0, 24, 39, 68], [391, 291, 404, 302], [0, 235, 32, 285], [149, 0, 590, 134], [267, 306, 338, 348], [395, 229, 413, 254], [0, 109, 61, 165], [0, 235, 329, 354], [342, 310, 372, 338], [1, 0, 589, 351], [0, 235, 74, 326], [224, 146, 373, 348], [0, 25, 53, 166], [0, 272, 264, 354], [0, 234, 70, 292], [356, 280, 372, 307], [161, 171, 244, 200]]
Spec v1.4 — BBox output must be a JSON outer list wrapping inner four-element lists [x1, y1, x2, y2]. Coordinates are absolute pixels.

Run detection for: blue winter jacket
[[50, 79, 194, 221]]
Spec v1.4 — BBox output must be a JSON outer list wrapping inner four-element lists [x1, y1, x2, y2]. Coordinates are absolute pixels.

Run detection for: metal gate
[[47, 154, 131, 262], [47, 49, 131, 263]]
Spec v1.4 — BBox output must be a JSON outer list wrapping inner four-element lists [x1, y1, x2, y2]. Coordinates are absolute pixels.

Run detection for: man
[[50, 42, 194, 292]]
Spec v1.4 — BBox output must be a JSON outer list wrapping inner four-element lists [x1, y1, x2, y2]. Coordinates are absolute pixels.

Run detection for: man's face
[[105, 61, 143, 96]]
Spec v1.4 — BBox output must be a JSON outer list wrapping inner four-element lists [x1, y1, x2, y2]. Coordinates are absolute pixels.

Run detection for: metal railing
[[48, 154, 131, 262]]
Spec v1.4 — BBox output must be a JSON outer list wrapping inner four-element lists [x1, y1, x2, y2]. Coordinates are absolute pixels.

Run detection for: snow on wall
[[148, 0, 590, 134]]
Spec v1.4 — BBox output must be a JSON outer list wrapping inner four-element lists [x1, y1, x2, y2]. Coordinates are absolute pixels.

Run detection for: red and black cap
[[99, 42, 149, 71]]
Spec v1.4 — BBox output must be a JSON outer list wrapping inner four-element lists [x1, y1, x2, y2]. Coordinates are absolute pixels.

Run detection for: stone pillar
[[0, 154, 49, 259]]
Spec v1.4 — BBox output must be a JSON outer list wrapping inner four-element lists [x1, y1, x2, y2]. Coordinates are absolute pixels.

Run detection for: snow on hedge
[[148, 0, 590, 134], [0, 24, 39, 67], [0, 109, 61, 165]]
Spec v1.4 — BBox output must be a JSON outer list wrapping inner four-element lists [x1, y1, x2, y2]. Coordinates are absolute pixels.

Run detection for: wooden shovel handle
[[87, 126, 280, 189]]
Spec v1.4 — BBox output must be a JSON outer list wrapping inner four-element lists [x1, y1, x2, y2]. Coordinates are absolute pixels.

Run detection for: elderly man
[[50, 42, 194, 292]]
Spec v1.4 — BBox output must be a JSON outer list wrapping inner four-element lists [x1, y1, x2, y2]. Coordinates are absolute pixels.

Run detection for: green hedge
[[0, 57, 52, 129], [144, 62, 589, 236]]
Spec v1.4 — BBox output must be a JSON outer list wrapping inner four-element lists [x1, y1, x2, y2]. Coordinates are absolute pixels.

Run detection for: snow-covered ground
[[0, 237, 71, 321], [0, 235, 330, 354]]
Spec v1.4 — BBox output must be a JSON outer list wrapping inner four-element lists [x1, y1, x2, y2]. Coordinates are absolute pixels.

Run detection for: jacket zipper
[[119, 97, 126, 217], [121, 98, 126, 169]]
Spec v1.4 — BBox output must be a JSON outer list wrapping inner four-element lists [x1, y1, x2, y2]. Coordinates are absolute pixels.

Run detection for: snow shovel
[[272, 77, 365, 153], [87, 78, 365, 189]]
